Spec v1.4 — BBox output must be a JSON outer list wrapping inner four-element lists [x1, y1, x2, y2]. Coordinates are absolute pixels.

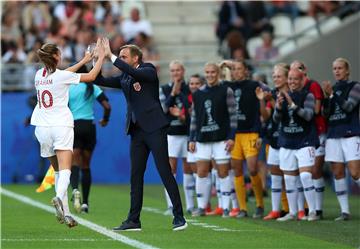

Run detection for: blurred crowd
[[1, 1, 159, 67], [216, 1, 359, 61]]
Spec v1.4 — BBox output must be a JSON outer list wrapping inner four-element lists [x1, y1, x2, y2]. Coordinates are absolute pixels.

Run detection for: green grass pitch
[[1, 184, 359, 249]]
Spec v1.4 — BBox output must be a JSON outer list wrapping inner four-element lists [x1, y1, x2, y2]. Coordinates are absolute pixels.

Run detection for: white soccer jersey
[[30, 68, 81, 127]]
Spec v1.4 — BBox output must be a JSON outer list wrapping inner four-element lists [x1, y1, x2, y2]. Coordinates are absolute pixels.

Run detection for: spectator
[[2, 41, 26, 63], [264, 1, 299, 21], [121, 7, 153, 43], [22, 1, 52, 38], [244, 1, 274, 38], [216, 1, 249, 47], [254, 31, 279, 61], [133, 32, 159, 62], [308, 1, 340, 18]]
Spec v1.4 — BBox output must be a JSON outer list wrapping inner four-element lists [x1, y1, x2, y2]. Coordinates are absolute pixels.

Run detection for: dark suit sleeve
[[113, 58, 156, 83], [93, 73, 122, 89]]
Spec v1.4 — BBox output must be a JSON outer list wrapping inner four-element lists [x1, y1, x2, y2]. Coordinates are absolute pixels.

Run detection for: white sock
[[219, 175, 231, 211], [334, 178, 349, 214], [284, 174, 298, 216], [271, 174, 283, 212], [215, 170, 222, 208], [355, 178, 360, 187], [54, 171, 59, 192], [229, 170, 239, 209], [57, 169, 71, 215], [196, 174, 211, 209], [296, 175, 305, 212], [313, 177, 325, 212], [300, 172, 316, 214], [183, 173, 195, 211]]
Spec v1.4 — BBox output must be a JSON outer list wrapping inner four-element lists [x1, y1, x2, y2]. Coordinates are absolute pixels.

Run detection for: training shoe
[[206, 207, 223, 216], [307, 211, 320, 221], [297, 210, 307, 221], [72, 189, 81, 213], [277, 213, 296, 222], [334, 212, 350, 221], [81, 203, 89, 213], [64, 215, 78, 228], [163, 207, 173, 216], [280, 210, 289, 217], [253, 207, 264, 219], [113, 220, 141, 231], [229, 208, 240, 217], [236, 210, 248, 218], [51, 197, 65, 224], [192, 208, 206, 217], [172, 216, 188, 231], [316, 210, 323, 219], [263, 211, 281, 220], [186, 208, 195, 215], [222, 209, 230, 218]]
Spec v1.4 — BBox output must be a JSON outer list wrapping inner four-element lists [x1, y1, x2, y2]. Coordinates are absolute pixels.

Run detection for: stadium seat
[[294, 16, 319, 47], [246, 36, 263, 59], [274, 38, 297, 57], [270, 15, 293, 37], [319, 16, 342, 34]]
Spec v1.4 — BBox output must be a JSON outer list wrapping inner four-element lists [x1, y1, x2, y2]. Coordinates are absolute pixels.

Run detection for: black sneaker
[[172, 216, 188, 231], [316, 210, 323, 219], [64, 215, 78, 228], [334, 212, 350, 221], [113, 220, 141, 231], [253, 207, 264, 219], [280, 210, 288, 218], [236, 210, 248, 218]]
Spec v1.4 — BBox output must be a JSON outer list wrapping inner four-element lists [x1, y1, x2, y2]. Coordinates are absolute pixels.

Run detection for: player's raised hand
[[322, 80, 333, 97]]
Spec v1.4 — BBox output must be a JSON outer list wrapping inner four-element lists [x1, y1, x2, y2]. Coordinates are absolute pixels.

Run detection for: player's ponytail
[[37, 44, 59, 74]]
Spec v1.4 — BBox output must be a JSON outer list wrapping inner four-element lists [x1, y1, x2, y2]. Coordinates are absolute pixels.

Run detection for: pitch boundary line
[[142, 207, 263, 232], [1, 188, 160, 249]]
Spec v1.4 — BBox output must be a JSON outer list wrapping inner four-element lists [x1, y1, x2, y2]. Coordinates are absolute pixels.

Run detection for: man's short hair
[[120, 44, 143, 62]]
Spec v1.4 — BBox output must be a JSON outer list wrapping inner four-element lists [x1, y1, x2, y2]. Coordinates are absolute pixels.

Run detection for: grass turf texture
[[2, 184, 359, 249]]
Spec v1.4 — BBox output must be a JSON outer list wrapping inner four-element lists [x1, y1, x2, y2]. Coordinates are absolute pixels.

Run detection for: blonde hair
[[37, 43, 59, 74], [274, 63, 290, 77], [333, 57, 350, 71]]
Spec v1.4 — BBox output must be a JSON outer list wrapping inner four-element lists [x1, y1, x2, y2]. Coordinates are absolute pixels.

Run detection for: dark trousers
[[127, 125, 184, 222]]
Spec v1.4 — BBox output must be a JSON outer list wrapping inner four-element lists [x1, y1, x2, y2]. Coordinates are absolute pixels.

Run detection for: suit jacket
[[94, 58, 169, 134]]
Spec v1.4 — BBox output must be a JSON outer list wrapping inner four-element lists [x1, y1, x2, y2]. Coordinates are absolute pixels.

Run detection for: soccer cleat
[[297, 210, 307, 221], [113, 220, 141, 231], [163, 207, 173, 216], [81, 203, 89, 213], [222, 209, 230, 218], [236, 210, 248, 218], [276, 213, 296, 222], [72, 189, 81, 213], [205, 203, 212, 213], [252, 207, 264, 219], [51, 197, 65, 224], [316, 210, 323, 219], [172, 216, 188, 231], [192, 208, 206, 217], [263, 211, 281, 220], [229, 208, 240, 217], [307, 211, 320, 221], [334, 212, 350, 221], [206, 207, 223, 216], [64, 215, 78, 228]]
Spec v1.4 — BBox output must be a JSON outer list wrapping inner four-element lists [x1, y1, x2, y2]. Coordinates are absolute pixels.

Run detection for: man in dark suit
[[94, 39, 187, 231]]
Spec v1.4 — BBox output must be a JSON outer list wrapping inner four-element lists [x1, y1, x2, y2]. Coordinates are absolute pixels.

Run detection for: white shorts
[[316, 133, 327, 157], [279, 146, 315, 171], [267, 146, 280, 166], [35, 126, 74, 158], [167, 135, 188, 158], [325, 136, 360, 163], [187, 150, 197, 163], [195, 141, 231, 161]]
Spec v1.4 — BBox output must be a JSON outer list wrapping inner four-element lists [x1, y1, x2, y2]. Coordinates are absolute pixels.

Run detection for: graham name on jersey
[[35, 79, 53, 86]]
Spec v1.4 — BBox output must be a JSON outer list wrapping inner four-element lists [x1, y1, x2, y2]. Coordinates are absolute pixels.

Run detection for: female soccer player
[[322, 58, 360, 221], [30, 38, 105, 227]]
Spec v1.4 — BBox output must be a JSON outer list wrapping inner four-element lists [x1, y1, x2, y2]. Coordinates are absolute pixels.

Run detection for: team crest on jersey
[[133, 82, 141, 91]]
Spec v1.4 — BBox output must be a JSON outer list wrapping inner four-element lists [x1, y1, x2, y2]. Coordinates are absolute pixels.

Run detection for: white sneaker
[[277, 213, 296, 222], [72, 189, 81, 213], [308, 211, 320, 221]]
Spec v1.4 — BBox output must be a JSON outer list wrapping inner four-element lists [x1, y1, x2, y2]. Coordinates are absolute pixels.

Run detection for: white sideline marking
[[1, 188, 160, 249], [142, 207, 263, 232], [2, 238, 113, 242]]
